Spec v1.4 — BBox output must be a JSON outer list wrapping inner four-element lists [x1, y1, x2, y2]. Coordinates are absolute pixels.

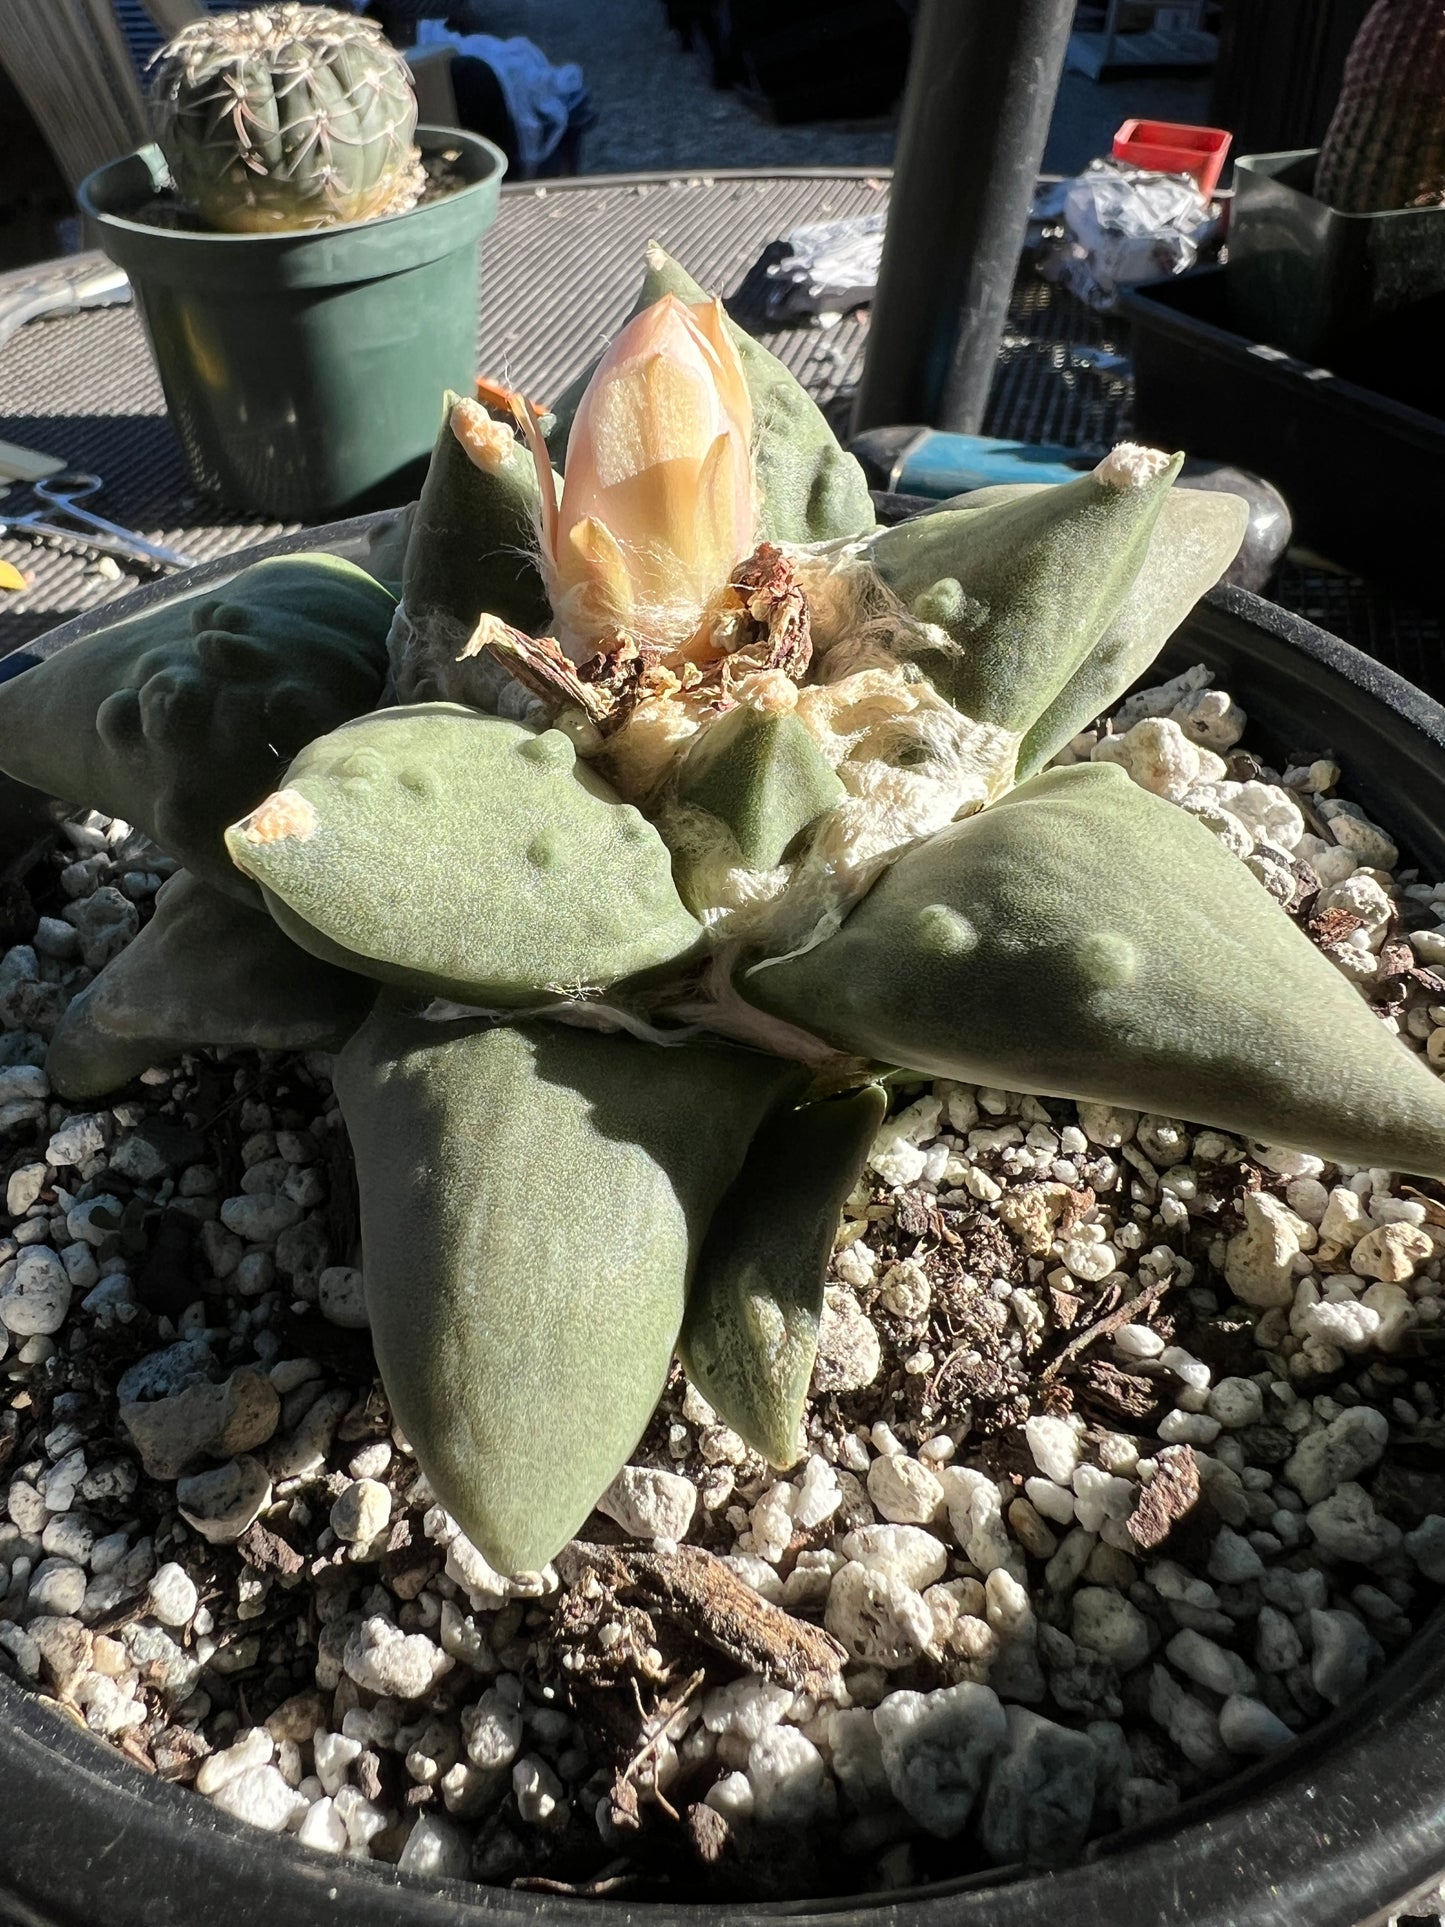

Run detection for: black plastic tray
[[1228, 148, 1445, 367], [1121, 266, 1445, 609]]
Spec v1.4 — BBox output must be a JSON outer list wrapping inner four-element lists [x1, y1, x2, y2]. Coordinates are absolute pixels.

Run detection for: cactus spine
[[149, 5, 423, 234]]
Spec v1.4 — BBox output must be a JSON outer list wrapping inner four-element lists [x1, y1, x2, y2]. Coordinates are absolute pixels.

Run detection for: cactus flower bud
[[535, 294, 754, 652]]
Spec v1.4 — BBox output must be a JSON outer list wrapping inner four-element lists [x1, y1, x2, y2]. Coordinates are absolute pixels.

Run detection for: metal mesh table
[[1, 166, 1438, 677]]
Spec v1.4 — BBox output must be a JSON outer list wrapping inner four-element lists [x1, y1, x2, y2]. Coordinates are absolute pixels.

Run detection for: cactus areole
[[7, 244, 1445, 1578]]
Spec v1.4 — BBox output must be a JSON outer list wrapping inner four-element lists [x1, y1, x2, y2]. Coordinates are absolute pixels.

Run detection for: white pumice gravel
[[329, 1479, 392, 1547], [874, 1682, 1007, 1837], [4, 674, 1445, 1905], [146, 1562, 199, 1627], [597, 1463, 697, 1543], [317, 1266, 369, 1330]]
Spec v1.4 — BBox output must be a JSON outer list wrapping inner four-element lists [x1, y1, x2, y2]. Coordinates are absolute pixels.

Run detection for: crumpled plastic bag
[[750, 212, 889, 325], [1040, 158, 1221, 310], [739, 181, 1095, 328], [413, 21, 590, 175]]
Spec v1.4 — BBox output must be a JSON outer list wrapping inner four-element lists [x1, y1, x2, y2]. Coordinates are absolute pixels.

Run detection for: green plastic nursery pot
[[77, 130, 505, 521], [1227, 147, 1445, 369]]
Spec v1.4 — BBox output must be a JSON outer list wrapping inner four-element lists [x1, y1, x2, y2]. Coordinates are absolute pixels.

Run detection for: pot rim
[[76, 126, 508, 251], [2, 519, 1444, 1927], [1233, 146, 1445, 226]]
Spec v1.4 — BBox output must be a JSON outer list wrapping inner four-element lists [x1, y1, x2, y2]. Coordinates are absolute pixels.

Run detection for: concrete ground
[[474, 0, 1211, 177]]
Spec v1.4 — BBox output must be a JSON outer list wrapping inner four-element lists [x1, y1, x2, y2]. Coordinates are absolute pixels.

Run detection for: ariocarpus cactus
[[6, 243, 1445, 1574]]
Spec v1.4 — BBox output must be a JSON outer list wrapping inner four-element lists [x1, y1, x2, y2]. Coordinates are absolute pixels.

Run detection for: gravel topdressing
[[3, 660, 1445, 1903]]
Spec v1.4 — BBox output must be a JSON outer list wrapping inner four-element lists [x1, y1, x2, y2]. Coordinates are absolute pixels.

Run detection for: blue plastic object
[[849, 426, 1089, 497]]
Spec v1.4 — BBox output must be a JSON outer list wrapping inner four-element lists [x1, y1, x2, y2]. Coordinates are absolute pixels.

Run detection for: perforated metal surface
[[0, 169, 1437, 675], [986, 273, 1132, 455], [0, 288, 290, 652]]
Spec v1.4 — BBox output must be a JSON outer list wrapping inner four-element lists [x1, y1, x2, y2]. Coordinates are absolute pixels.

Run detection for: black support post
[[851, 0, 1076, 436]]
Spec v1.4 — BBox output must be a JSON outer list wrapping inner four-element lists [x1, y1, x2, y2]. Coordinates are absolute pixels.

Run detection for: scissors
[[0, 472, 199, 572]]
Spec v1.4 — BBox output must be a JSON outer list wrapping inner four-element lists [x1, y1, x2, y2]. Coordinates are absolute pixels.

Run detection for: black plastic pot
[[3, 522, 1445, 1926], [1121, 265, 1445, 613], [1227, 148, 1445, 369], [76, 132, 505, 522]]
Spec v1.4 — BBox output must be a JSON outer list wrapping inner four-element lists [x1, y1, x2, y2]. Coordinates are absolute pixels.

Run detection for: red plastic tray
[[1113, 118, 1232, 196]]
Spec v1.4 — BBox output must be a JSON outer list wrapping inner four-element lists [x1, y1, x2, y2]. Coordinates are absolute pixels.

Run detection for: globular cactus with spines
[[149, 5, 424, 234], [7, 244, 1445, 1576], [1316, 0, 1445, 213]]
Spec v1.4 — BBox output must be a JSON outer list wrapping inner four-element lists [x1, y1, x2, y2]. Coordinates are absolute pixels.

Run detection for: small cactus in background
[[7, 244, 1445, 1576], [149, 5, 424, 234], [1316, 0, 1445, 213]]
